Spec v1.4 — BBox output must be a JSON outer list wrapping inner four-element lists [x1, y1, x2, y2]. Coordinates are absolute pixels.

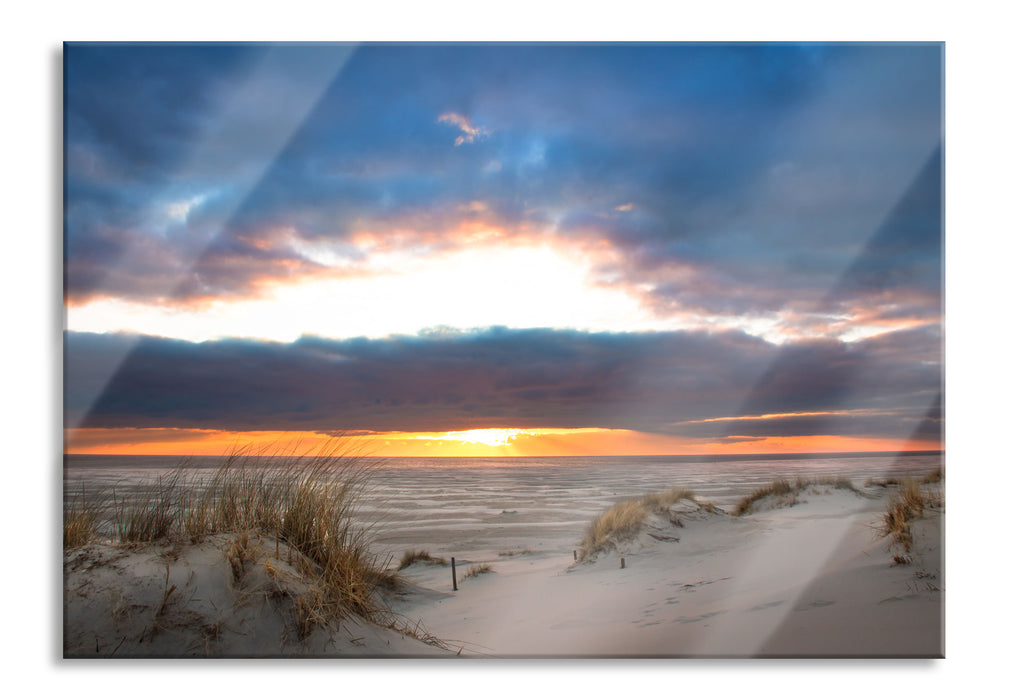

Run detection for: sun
[[415, 428, 527, 447]]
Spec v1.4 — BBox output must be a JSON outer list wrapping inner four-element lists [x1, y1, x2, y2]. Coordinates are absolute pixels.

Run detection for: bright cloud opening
[[411, 428, 528, 447], [67, 241, 668, 343]]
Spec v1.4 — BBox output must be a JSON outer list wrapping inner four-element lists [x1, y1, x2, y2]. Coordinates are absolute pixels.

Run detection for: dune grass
[[864, 476, 903, 488], [732, 476, 858, 516], [866, 467, 944, 489], [920, 467, 944, 484], [498, 548, 533, 557], [882, 481, 921, 556], [114, 472, 181, 542], [880, 475, 944, 565], [641, 487, 697, 511], [579, 487, 697, 560], [732, 479, 794, 516], [460, 563, 494, 581], [63, 486, 107, 548], [63, 446, 405, 635], [398, 549, 448, 569]]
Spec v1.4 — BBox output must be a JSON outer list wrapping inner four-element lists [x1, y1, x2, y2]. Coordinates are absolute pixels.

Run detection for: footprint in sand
[[678, 577, 732, 593], [747, 600, 785, 612], [797, 599, 836, 611], [674, 610, 726, 624], [878, 594, 919, 605]]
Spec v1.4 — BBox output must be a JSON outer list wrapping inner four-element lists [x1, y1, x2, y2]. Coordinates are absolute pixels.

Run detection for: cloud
[[437, 112, 491, 146], [64, 44, 942, 347], [67, 325, 941, 442], [64, 43, 354, 305]]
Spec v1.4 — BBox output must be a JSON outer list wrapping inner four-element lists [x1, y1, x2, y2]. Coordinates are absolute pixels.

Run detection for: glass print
[[63, 42, 944, 658]]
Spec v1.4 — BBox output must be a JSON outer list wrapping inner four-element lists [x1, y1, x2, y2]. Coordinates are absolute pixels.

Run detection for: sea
[[63, 451, 942, 562]]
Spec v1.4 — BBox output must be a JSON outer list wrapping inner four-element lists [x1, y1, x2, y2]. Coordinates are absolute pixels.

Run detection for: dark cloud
[[829, 147, 943, 302], [64, 43, 261, 184], [67, 326, 941, 440]]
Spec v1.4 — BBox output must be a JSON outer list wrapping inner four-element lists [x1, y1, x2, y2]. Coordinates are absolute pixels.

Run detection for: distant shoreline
[[64, 449, 943, 463]]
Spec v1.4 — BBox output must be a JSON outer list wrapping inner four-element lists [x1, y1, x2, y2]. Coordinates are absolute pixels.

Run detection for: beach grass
[[63, 446, 401, 633], [460, 563, 494, 581], [398, 549, 448, 569], [864, 476, 903, 488], [63, 486, 106, 548], [732, 476, 858, 516], [920, 467, 944, 484], [498, 548, 534, 557], [880, 474, 944, 564], [579, 487, 696, 560], [114, 472, 180, 542], [866, 466, 944, 489]]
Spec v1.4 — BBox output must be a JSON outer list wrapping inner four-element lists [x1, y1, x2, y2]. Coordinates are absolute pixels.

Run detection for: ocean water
[[63, 452, 942, 561]]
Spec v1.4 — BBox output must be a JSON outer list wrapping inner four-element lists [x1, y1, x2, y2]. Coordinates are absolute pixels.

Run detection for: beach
[[63, 453, 943, 658], [392, 480, 942, 657]]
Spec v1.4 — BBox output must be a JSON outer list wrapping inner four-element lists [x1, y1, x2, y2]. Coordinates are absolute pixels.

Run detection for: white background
[[3, 1, 1001, 696]]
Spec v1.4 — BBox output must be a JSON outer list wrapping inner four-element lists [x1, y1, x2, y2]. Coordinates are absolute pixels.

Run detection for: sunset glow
[[65, 427, 940, 458], [410, 428, 563, 448], [64, 44, 942, 458], [67, 241, 663, 343]]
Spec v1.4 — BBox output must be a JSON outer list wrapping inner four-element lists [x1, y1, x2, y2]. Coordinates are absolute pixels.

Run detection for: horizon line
[[65, 448, 944, 461]]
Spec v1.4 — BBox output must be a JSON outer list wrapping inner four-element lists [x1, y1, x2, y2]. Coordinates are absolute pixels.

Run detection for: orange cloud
[[437, 112, 491, 146], [64, 426, 941, 457], [672, 409, 900, 425]]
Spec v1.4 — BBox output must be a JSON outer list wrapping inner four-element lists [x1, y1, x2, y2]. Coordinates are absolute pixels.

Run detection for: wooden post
[[620, 557, 626, 569], [451, 557, 458, 591], [573, 550, 577, 561]]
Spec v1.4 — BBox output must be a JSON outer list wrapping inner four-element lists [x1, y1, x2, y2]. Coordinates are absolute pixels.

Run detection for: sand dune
[[63, 534, 448, 657], [393, 482, 942, 657], [63, 480, 942, 658]]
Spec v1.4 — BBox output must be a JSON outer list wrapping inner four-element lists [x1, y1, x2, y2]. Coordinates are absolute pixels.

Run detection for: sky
[[63, 42, 943, 456]]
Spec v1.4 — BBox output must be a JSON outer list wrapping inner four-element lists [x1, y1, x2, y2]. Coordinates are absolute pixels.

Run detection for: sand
[[63, 534, 445, 657], [63, 481, 942, 658], [395, 483, 942, 657]]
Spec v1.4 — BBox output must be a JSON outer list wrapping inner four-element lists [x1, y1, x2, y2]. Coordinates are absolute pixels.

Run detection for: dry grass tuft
[[732, 479, 794, 517], [387, 617, 456, 652], [732, 476, 858, 517], [498, 548, 534, 557], [63, 486, 106, 548], [114, 472, 180, 542], [641, 487, 695, 510], [817, 476, 858, 493], [460, 563, 494, 581], [582, 500, 648, 557], [881, 480, 923, 562], [866, 467, 944, 488], [397, 549, 448, 569], [880, 477, 943, 565], [227, 531, 256, 583], [920, 467, 944, 484], [579, 487, 697, 560], [864, 476, 903, 488], [63, 444, 411, 638]]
